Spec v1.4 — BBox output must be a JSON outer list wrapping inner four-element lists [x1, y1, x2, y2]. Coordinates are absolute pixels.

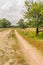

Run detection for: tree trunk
[[36, 27, 38, 35]]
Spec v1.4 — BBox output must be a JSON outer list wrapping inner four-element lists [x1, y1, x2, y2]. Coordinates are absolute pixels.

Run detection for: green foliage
[[0, 18, 11, 28], [24, 1, 43, 28], [17, 29, 43, 39], [17, 19, 26, 28], [25, 19, 37, 28]]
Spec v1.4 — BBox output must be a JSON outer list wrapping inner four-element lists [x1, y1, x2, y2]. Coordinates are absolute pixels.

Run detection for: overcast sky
[[0, 0, 42, 25]]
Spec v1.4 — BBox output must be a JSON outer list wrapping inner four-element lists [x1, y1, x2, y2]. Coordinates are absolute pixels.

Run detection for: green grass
[[17, 29, 43, 40]]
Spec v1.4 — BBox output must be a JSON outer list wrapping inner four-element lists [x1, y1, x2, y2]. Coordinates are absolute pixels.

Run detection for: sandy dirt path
[[15, 30, 43, 65], [0, 29, 28, 65], [0, 29, 11, 38], [0, 29, 16, 65]]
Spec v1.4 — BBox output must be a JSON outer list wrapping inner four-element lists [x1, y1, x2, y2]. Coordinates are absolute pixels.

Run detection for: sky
[[0, 0, 42, 25]]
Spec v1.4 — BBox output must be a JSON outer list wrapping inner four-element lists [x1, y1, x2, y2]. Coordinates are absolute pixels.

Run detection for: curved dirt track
[[15, 30, 43, 65], [0, 29, 28, 65]]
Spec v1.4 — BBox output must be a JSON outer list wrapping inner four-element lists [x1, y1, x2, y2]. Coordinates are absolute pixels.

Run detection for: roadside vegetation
[[17, 28, 43, 53]]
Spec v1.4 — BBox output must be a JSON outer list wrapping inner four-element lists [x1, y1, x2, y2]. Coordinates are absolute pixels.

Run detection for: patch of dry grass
[[25, 28, 36, 32]]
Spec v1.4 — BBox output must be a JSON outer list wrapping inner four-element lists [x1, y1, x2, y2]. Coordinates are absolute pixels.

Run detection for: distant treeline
[[0, 18, 11, 28]]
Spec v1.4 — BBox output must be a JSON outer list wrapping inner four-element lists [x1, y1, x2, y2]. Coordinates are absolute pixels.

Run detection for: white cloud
[[18, 0, 24, 6], [0, 0, 42, 25], [0, 0, 25, 25], [1, 2, 13, 11]]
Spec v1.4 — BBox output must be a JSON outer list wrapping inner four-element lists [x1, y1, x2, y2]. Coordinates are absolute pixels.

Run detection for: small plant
[[17, 56, 25, 63]]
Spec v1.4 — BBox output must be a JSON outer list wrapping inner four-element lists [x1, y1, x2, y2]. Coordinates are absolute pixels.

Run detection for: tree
[[17, 19, 26, 29], [25, 19, 36, 28], [24, 1, 43, 34], [0, 18, 11, 28]]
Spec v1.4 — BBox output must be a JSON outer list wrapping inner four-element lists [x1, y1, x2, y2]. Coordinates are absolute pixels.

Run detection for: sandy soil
[[0, 29, 15, 65], [0, 29, 16, 65], [0, 29, 27, 65], [15, 30, 43, 65]]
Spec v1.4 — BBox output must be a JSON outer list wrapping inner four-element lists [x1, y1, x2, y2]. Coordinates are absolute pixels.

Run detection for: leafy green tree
[[17, 19, 26, 29], [24, 1, 43, 34], [25, 19, 36, 28], [0, 18, 11, 28], [0, 20, 3, 27]]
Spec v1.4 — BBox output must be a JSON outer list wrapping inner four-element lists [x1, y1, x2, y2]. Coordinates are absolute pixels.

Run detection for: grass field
[[17, 28, 43, 53]]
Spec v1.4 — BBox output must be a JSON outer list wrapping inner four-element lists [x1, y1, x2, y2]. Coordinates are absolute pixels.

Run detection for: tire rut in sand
[[0, 29, 28, 65]]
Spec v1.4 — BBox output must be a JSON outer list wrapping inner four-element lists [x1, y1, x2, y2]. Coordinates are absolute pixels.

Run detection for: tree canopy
[[24, 1, 43, 34], [0, 18, 11, 28], [17, 19, 26, 28]]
